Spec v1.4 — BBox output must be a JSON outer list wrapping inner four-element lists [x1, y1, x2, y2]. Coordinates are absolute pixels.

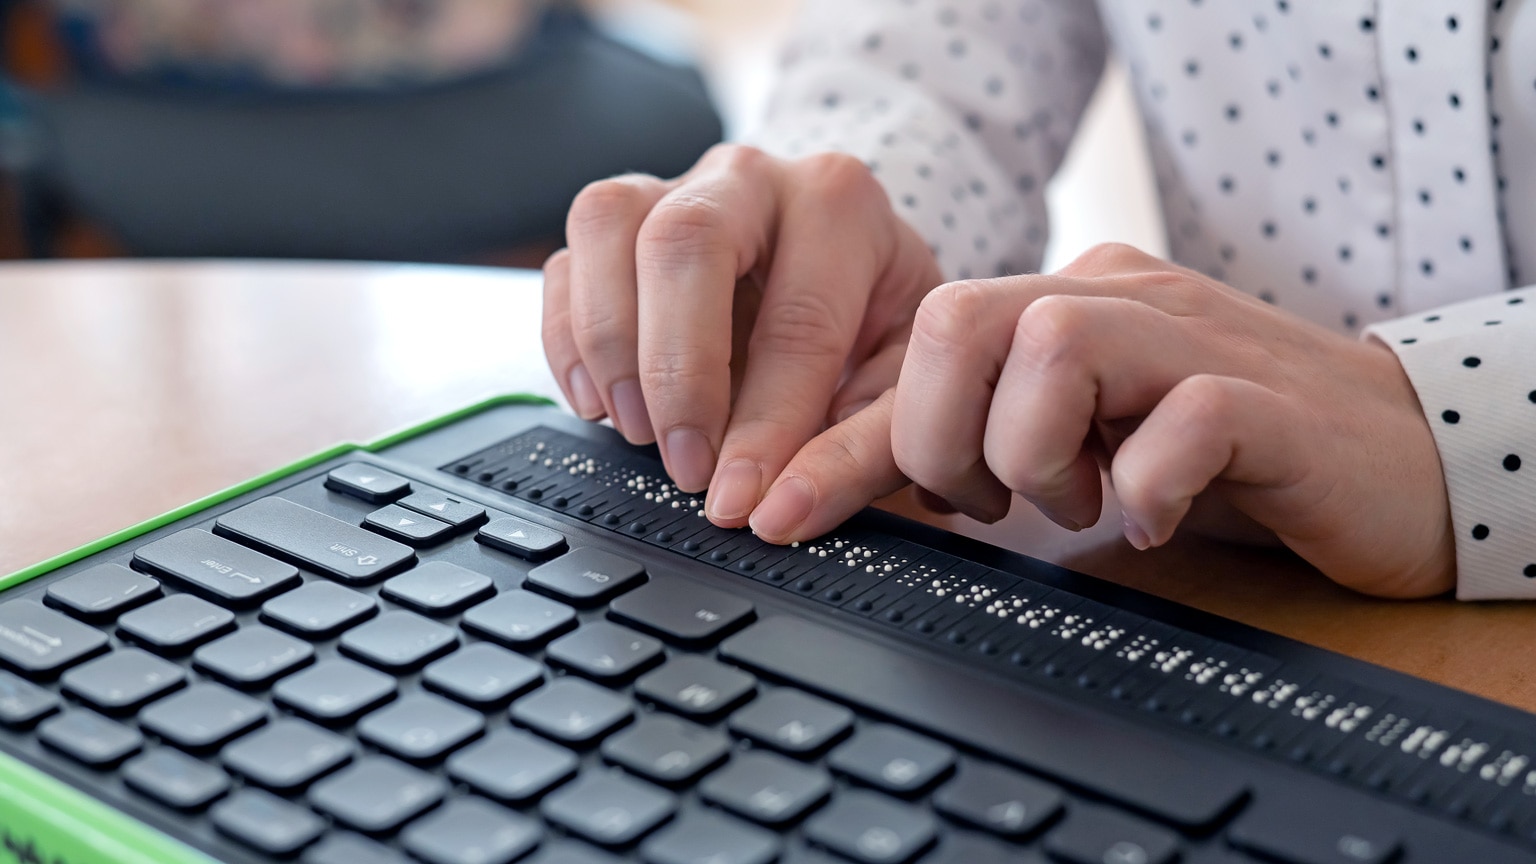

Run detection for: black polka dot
[[1400, 337, 1418, 344], [1472, 524, 1489, 540], [822, 92, 841, 109], [1412, 119, 1425, 135], [1442, 410, 1461, 424], [1421, 260, 1436, 276], [1504, 454, 1522, 471], [1486, 320, 1502, 326], [1463, 356, 1481, 368], [1359, 17, 1374, 32], [1343, 312, 1358, 328], [1453, 167, 1466, 183], [1261, 221, 1277, 238], [863, 32, 883, 51], [1376, 293, 1392, 308], [1449, 92, 1462, 109], [1509, 297, 1525, 305], [1525, 564, 1536, 579], [1405, 47, 1419, 63], [1301, 266, 1317, 284], [1460, 237, 1474, 252], [1147, 13, 1162, 30], [948, 38, 966, 56], [1425, 314, 1441, 322], [1185, 59, 1200, 77], [1371, 154, 1386, 170], [1302, 197, 1317, 213], [1219, 176, 1236, 193], [1225, 104, 1241, 121], [1229, 33, 1243, 50], [1365, 85, 1379, 101], [902, 194, 918, 208], [1447, 15, 1459, 31], [1527, 390, 1536, 403], [1318, 43, 1332, 59], [1338, 246, 1352, 262], [1419, 189, 1432, 205], [1376, 223, 1391, 238]]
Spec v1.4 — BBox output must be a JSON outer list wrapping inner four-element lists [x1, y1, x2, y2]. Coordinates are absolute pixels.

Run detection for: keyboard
[[2, 399, 1534, 864]]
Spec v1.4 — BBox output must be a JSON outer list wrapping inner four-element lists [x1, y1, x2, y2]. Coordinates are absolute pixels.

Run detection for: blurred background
[[0, 0, 1164, 270]]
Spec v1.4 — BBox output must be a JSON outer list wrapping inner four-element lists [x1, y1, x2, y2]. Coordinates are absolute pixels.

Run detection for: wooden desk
[[3, 260, 1533, 713]]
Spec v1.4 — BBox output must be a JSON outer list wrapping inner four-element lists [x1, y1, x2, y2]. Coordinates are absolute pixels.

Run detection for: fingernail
[[835, 398, 875, 424], [664, 427, 716, 492], [1123, 513, 1151, 550], [1038, 505, 1083, 532], [610, 379, 652, 442], [707, 459, 762, 521], [567, 364, 603, 419], [750, 476, 816, 539]]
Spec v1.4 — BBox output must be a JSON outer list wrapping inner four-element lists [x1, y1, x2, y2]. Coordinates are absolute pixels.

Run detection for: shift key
[[215, 497, 414, 584]]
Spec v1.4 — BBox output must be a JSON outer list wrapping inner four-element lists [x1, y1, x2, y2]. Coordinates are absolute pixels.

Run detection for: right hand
[[542, 144, 945, 529]]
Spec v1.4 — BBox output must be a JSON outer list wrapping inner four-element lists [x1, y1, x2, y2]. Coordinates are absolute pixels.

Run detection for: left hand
[[747, 243, 1455, 599]]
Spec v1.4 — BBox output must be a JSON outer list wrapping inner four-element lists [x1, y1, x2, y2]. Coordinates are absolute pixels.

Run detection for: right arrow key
[[476, 517, 566, 561]]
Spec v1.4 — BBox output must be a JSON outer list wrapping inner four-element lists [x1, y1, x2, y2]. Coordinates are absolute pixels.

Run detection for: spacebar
[[719, 615, 1249, 829]]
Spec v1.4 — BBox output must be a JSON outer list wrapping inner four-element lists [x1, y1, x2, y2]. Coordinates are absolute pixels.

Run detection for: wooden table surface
[[3, 260, 1534, 714]]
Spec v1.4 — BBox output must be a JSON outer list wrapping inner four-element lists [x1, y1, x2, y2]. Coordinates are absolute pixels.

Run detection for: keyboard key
[[222, 718, 355, 792], [0, 669, 60, 727], [478, 516, 567, 560], [261, 580, 378, 639], [326, 463, 411, 503], [117, 594, 236, 654], [215, 497, 415, 584], [401, 797, 544, 864], [340, 609, 458, 671], [365, 504, 455, 546], [274, 658, 397, 724], [0, 599, 109, 676], [608, 576, 755, 647], [123, 747, 231, 810], [526, 547, 645, 607], [542, 771, 678, 846], [601, 713, 731, 785], [399, 490, 487, 529], [699, 751, 832, 825], [381, 561, 494, 615], [448, 728, 579, 804], [547, 622, 664, 683], [424, 642, 542, 708], [212, 788, 326, 856], [803, 790, 937, 864], [1227, 798, 1402, 864], [511, 677, 633, 746], [932, 761, 1064, 839], [639, 810, 780, 864], [727, 688, 854, 756], [133, 528, 300, 607], [636, 656, 757, 719], [462, 589, 576, 647], [828, 724, 956, 796], [309, 755, 448, 833], [358, 693, 485, 762], [1043, 807, 1180, 864], [44, 563, 161, 623], [922, 833, 1026, 864], [193, 626, 315, 688], [38, 709, 142, 767], [303, 832, 411, 864], [140, 683, 268, 751], [526, 844, 624, 864], [61, 647, 186, 713]]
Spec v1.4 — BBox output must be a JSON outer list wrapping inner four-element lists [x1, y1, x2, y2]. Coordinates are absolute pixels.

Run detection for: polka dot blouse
[[751, 0, 1536, 600]]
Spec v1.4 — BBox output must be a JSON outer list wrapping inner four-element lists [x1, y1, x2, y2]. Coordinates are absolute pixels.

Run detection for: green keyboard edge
[[0, 391, 556, 864]]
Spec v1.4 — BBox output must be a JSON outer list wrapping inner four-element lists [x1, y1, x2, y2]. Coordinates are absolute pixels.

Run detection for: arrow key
[[398, 490, 487, 529], [326, 463, 411, 503], [364, 504, 453, 546], [477, 517, 567, 561], [933, 760, 1063, 839]]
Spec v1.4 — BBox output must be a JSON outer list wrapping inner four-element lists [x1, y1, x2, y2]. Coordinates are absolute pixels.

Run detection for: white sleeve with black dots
[[1366, 289, 1536, 600], [746, 0, 1108, 281]]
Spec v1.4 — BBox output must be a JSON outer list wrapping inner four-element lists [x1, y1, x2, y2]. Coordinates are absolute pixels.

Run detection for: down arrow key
[[477, 517, 566, 561]]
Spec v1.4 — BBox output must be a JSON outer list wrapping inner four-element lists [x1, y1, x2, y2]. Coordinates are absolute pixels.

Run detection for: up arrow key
[[476, 517, 566, 561]]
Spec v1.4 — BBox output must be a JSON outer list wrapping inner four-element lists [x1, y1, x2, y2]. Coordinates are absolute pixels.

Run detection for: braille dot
[[1276, 0, 1289, 11], [1338, 177, 1351, 193], [1267, 80, 1281, 97], [940, 212, 955, 229], [1524, 565, 1536, 579], [1302, 128, 1316, 144], [1472, 524, 1489, 540], [900, 63, 920, 80], [964, 113, 983, 131], [1219, 244, 1236, 262], [1442, 410, 1461, 424], [1463, 356, 1481, 368], [1504, 454, 1522, 471], [969, 179, 986, 195], [1016, 175, 1036, 193]]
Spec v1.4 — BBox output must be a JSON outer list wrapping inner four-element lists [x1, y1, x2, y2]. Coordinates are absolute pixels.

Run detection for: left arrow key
[[134, 528, 302, 608]]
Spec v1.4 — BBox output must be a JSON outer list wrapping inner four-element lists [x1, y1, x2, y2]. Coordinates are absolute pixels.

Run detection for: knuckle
[[1060, 241, 1146, 276], [637, 193, 731, 264], [567, 176, 659, 238], [1012, 294, 1093, 370], [796, 151, 881, 204], [984, 443, 1065, 500], [753, 291, 848, 359], [541, 247, 571, 274], [567, 304, 628, 355], [639, 347, 721, 399], [911, 279, 993, 354], [1171, 374, 1244, 432], [703, 142, 775, 176]]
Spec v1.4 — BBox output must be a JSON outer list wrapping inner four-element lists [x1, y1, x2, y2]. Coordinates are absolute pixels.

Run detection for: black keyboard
[[3, 403, 1535, 864]]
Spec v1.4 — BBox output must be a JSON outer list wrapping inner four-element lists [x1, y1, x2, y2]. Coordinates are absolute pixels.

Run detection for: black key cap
[[399, 490, 487, 529], [402, 797, 544, 864], [261, 580, 378, 639], [140, 683, 267, 751], [304, 832, 411, 864], [212, 788, 326, 856], [721, 616, 1248, 828], [38, 709, 142, 767], [542, 771, 678, 846], [274, 658, 397, 724], [358, 693, 485, 762], [727, 688, 854, 756], [511, 677, 633, 746], [215, 496, 415, 583], [699, 751, 832, 825], [0, 599, 109, 676], [123, 747, 231, 809], [526, 844, 624, 864], [310, 755, 448, 833], [933, 761, 1064, 839], [829, 724, 956, 795], [803, 790, 937, 864], [640, 809, 780, 864], [636, 656, 756, 719], [340, 609, 458, 671], [223, 718, 355, 792], [462, 589, 576, 647], [0, 669, 59, 727], [117, 594, 236, 653], [608, 576, 755, 647], [193, 626, 315, 688], [424, 642, 542, 708], [547, 622, 664, 683], [1227, 797, 1402, 864], [61, 647, 185, 713], [133, 528, 300, 607], [601, 713, 731, 785], [526, 547, 645, 607], [382, 561, 494, 615], [44, 563, 161, 622], [365, 503, 454, 545], [478, 516, 567, 560], [922, 833, 1027, 864], [326, 463, 411, 503], [1044, 807, 1180, 864], [448, 728, 579, 803]]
